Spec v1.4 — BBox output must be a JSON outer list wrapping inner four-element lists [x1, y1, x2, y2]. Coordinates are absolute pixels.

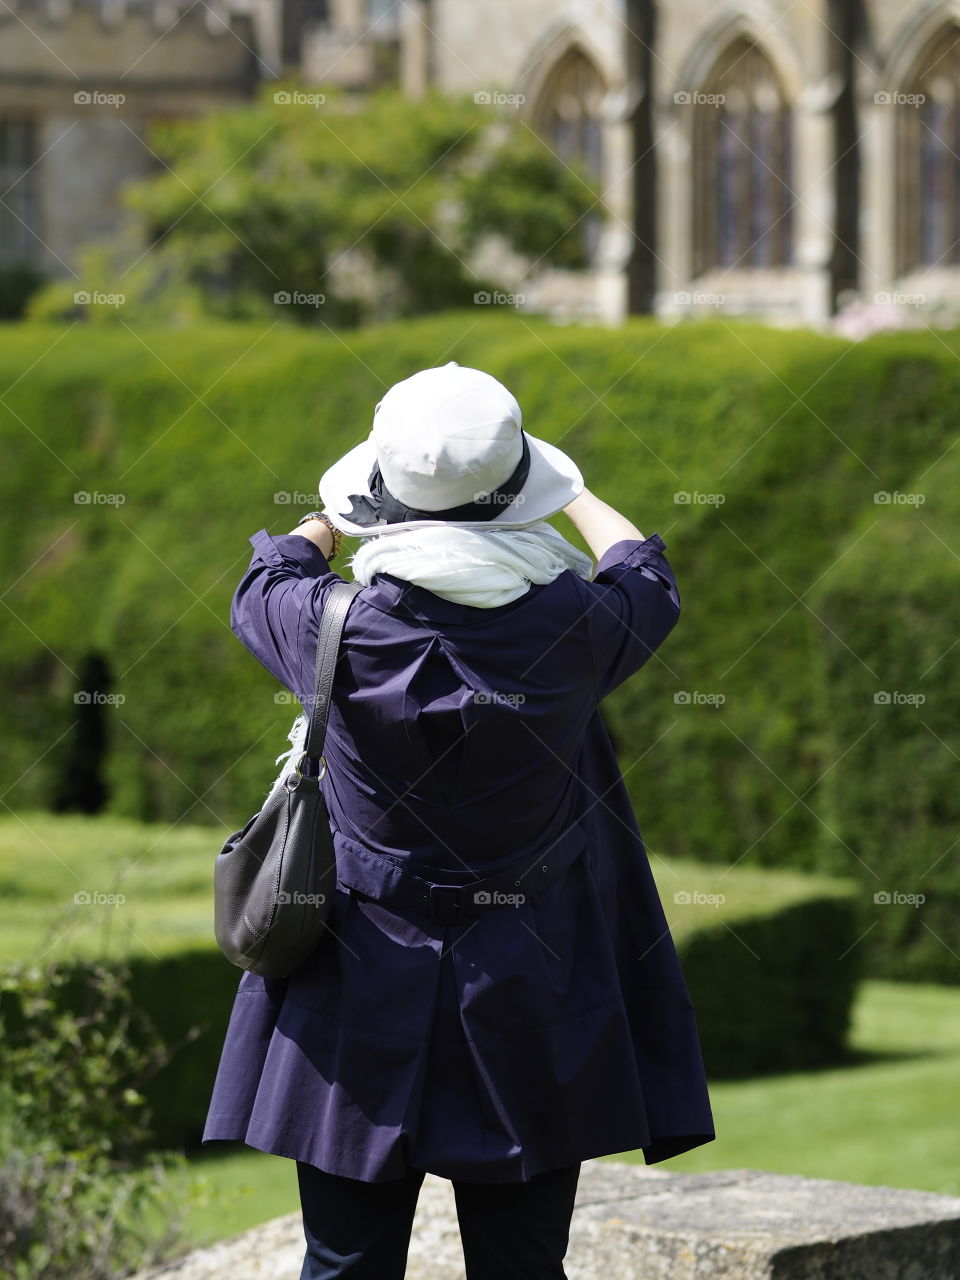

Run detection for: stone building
[[2, 0, 959, 325]]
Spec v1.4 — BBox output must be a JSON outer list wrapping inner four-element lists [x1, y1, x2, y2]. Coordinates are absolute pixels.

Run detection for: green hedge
[[0, 813, 859, 1147], [807, 371, 960, 983], [0, 315, 958, 983], [666, 863, 861, 1076]]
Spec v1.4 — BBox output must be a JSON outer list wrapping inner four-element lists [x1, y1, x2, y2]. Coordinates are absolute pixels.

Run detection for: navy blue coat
[[202, 527, 716, 1182]]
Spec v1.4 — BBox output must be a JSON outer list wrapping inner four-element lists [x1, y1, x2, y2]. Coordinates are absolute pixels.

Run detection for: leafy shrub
[[0, 960, 193, 1278]]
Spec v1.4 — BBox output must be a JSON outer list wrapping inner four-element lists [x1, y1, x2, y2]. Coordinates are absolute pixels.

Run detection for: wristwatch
[[297, 511, 342, 563]]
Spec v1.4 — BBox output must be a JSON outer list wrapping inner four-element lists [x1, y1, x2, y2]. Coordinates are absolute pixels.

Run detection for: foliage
[[0, 959, 200, 1278], [808, 433, 960, 983], [0, 313, 958, 985], [679, 894, 860, 1076], [25, 85, 599, 328]]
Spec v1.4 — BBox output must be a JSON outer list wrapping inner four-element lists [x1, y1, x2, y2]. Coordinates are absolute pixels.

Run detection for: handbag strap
[[303, 579, 364, 760]]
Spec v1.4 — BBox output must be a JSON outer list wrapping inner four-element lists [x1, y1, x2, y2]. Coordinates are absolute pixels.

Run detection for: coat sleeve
[[574, 532, 681, 700], [230, 528, 346, 700]]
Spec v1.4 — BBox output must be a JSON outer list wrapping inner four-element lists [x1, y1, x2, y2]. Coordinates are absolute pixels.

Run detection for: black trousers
[[296, 1160, 581, 1280]]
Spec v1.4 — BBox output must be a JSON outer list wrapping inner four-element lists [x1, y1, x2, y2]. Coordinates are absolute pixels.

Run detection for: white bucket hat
[[319, 362, 583, 537]]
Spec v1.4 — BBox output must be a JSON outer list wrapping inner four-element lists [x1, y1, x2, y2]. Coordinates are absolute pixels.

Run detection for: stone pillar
[[329, 0, 364, 33], [655, 100, 691, 312], [791, 91, 835, 325], [860, 94, 896, 300], [400, 0, 429, 99]]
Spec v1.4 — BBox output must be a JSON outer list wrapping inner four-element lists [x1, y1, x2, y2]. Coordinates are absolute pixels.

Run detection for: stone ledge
[[132, 1159, 960, 1280]]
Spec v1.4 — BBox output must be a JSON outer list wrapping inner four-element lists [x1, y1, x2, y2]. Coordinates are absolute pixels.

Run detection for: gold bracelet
[[297, 511, 342, 562]]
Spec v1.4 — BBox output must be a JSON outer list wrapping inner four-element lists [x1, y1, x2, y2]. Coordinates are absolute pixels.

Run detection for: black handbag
[[214, 578, 363, 978]]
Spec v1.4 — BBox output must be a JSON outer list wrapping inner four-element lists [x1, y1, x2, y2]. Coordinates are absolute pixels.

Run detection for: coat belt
[[334, 821, 591, 925]]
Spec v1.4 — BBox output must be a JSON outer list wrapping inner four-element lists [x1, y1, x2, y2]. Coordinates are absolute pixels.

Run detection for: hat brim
[[319, 432, 584, 537]]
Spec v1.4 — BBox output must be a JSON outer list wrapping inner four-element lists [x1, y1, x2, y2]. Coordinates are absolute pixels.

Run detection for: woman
[[202, 362, 715, 1279]]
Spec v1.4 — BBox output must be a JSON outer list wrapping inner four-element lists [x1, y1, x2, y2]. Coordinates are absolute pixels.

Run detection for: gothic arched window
[[692, 38, 794, 274], [533, 48, 606, 260], [896, 24, 960, 272]]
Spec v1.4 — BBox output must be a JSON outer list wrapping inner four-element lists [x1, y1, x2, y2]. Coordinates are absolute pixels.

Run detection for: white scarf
[[347, 519, 594, 608], [264, 521, 594, 800]]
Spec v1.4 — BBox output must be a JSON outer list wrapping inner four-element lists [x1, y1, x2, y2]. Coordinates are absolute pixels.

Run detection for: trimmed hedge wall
[[0, 315, 958, 983], [678, 894, 860, 1078], [808, 385, 960, 984]]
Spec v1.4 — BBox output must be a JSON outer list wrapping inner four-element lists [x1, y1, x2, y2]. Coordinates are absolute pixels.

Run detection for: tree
[[28, 84, 602, 328]]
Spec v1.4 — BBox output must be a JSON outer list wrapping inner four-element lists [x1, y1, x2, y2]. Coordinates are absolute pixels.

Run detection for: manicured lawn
[[168, 978, 960, 1249]]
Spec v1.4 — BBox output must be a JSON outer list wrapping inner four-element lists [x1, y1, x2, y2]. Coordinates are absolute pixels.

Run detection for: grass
[[172, 1148, 302, 1247], [0, 810, 227, 963], [163, 978, 960, 1251]]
